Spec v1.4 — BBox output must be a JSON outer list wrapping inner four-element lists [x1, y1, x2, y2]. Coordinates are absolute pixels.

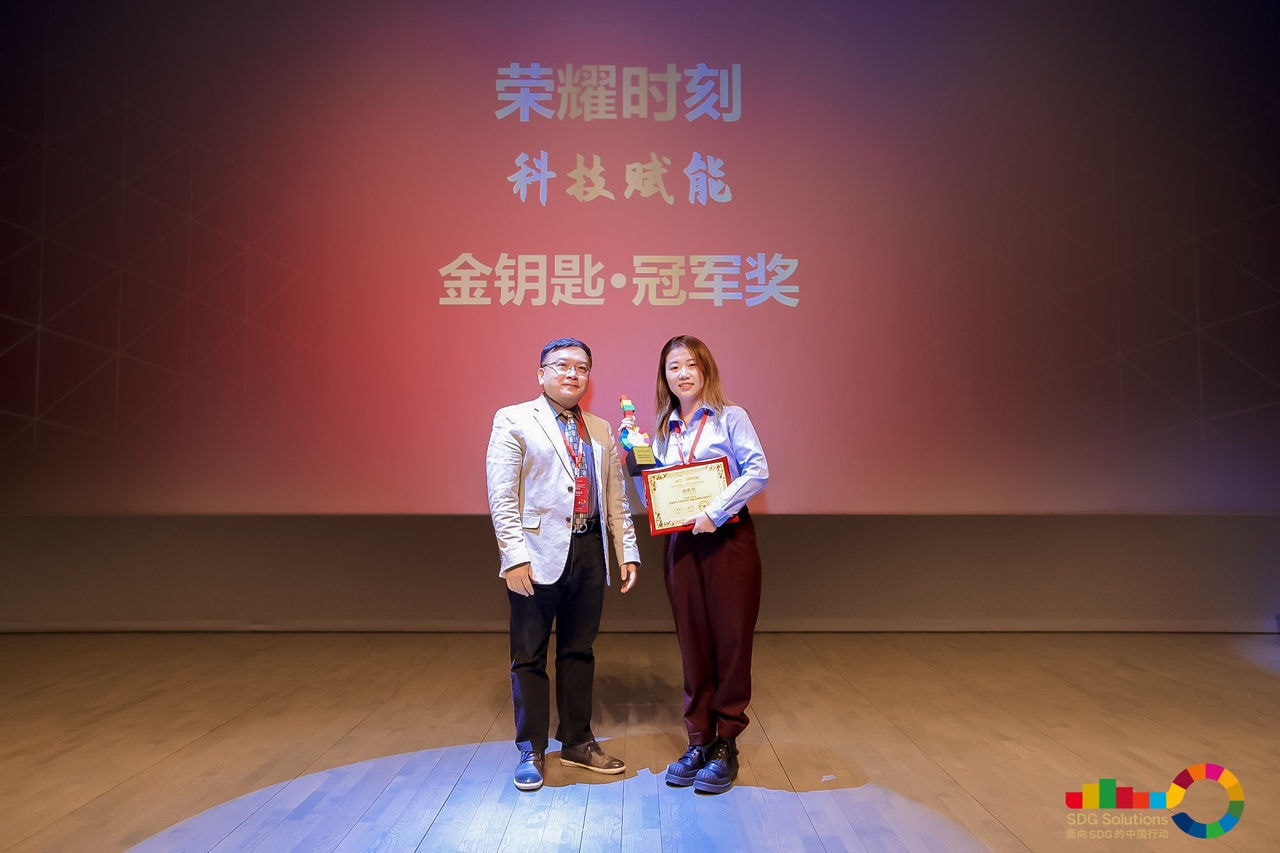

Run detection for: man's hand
[[504, 563, 535, 597], [619, 562, 638, 593]]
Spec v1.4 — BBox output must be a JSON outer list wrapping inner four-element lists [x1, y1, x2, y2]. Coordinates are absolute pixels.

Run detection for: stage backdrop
[[2, 0, 1278, 515]]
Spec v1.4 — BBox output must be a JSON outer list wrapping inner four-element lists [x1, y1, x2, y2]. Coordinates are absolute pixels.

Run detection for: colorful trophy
[[619, 395, 656, 475]]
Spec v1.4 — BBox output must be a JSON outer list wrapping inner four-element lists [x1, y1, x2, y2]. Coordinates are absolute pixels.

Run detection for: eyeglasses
[[541, 360, 591, 377]]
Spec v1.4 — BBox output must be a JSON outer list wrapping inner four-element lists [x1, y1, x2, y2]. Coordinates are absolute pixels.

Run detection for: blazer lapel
[[582, 416, 605, 486], [533, 397, 575, 476]]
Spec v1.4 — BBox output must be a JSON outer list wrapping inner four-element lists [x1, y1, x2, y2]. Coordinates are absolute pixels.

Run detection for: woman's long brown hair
[[653, 335, 732, 442]]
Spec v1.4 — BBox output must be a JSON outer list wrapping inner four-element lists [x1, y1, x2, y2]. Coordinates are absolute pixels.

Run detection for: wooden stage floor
[[2, 632, 1277, 852]]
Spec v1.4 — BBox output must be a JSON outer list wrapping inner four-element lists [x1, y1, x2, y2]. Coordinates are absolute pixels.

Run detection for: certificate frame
[[641, 456, 736, 535]]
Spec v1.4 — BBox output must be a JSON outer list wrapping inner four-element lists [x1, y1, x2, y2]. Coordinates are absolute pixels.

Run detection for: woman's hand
[[688, 512, 717, 535]]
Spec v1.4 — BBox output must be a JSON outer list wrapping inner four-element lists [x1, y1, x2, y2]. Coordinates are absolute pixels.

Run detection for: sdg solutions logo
[[1065, 763, 1245, 839]]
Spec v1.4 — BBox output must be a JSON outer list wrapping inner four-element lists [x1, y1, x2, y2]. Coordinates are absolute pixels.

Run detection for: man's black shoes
[[514, 749, 545, 791], [693, 737, 738, 794], [559, 739, 625, 774]]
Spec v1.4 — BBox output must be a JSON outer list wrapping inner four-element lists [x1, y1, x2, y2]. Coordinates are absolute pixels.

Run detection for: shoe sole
[[694, 778, 733, 794], [559, 757, 625, 774], [665, 771, 696, 787], [514, 778, 543, 791]]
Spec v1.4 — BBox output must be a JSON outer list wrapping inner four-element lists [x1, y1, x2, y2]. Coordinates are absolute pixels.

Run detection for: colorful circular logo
[[1165, 764, 1244, 838]]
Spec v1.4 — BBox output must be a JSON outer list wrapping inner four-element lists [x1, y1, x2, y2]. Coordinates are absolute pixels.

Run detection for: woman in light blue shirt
[[623, 334, 769, 794]]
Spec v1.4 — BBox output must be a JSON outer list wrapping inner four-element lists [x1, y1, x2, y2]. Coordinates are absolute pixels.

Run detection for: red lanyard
[[675, 410, 709, 464]]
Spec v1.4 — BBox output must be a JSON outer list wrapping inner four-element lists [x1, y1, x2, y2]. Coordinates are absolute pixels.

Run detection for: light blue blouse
[[633, 403, 769, 526]]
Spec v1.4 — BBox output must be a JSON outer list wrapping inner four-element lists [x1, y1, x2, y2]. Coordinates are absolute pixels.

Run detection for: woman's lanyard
[[674, 410, 709, 464]]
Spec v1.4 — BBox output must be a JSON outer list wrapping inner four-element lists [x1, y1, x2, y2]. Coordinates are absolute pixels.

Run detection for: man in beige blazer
[[485, 337, 640, 791]]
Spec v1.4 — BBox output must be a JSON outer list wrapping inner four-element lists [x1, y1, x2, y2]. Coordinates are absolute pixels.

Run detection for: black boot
[[665, 743, 708, 787], [693, 737, 738, 794]]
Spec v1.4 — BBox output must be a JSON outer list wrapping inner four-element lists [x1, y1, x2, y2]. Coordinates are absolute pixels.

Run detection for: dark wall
[[3, 514, 1277, 632]]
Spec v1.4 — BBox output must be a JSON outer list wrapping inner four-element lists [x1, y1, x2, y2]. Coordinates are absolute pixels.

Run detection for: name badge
[[573, 475, 590, 514]]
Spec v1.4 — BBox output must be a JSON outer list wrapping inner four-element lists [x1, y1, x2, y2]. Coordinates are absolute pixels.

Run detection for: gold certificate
[[642, 456, 735, 535]]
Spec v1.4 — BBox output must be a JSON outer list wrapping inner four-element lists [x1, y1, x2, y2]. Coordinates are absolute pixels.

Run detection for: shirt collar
[[544, 395, 579, 419], [668, 403, 713, 430]]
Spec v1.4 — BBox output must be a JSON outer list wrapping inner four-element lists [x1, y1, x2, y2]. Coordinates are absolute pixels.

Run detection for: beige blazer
[[486, 396, 641, 585]]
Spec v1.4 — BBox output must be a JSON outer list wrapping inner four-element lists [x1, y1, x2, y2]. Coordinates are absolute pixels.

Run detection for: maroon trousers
[[664, 507, 762, 745]]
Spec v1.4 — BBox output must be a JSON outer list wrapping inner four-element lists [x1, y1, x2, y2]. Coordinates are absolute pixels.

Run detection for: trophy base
[[625, 447, 656, 476]]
